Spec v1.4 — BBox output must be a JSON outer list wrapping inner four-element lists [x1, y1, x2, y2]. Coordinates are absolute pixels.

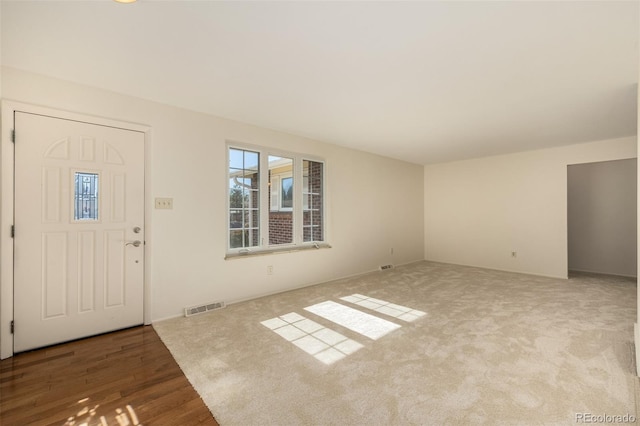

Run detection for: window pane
[[74, 172, 99, 221], [245, 209, 259, 228], [229, 210, 243, 228], [229, 180, 244, 209], [245, 151, 259, 171], [309, 194, 322, 210], [248, 228, 260, 246], [244, 170, 259, 188], [247, 188, 259, 210], [229, 149, 245, 170], [228, 148, 260, 249], [269, 210, 293, 245], [312, 224, 323, 242], [268, 155, 293, 245], [281, 177, 293, 208], [229, 230, 244, 249], [303, 160, 324, 242]]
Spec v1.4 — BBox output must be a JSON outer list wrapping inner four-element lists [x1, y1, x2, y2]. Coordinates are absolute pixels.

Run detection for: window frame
[[226, 142, 328, 257]]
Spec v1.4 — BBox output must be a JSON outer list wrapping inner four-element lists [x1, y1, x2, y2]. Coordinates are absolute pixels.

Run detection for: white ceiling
[[2, 1, 638, 165]]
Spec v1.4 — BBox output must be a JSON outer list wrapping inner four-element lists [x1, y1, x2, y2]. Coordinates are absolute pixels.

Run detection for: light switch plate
[[155, 197, 173, 209]]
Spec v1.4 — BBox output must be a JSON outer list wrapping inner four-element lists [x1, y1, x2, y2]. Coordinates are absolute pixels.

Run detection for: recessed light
[[114, 0, 137, 4]]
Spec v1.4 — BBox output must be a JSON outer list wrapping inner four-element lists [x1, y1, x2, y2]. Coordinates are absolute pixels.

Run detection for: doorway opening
[[567, 158, 637, 278]]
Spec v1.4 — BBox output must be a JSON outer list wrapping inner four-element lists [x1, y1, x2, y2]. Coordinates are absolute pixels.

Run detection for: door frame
[[1, 101, 153, 359]]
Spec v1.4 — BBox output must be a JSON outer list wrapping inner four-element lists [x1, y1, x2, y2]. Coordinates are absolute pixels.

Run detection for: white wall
[[0, 67, 425, 322], [568, 159, 637, 277], [424, 137, 637, 279]]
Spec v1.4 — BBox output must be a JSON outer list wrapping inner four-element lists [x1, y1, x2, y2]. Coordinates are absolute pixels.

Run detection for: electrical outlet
[[267, 265, 273, 275], [155, 197, 173, 209], [511, 251, 517, 258]]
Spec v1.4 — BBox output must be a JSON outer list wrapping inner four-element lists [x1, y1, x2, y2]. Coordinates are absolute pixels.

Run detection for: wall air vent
[[184, 301, 226, 317], [379, 264, 394, 271]]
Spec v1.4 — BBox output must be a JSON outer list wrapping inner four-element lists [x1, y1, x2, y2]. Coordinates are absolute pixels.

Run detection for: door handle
[[126, 240, 142, 247]]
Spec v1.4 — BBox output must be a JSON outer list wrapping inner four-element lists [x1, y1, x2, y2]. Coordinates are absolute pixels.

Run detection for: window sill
[[225, 243, 331, 260]]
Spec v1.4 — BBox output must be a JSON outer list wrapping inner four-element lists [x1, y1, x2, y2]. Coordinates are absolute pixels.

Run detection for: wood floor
[[0, 326, 219, 425]]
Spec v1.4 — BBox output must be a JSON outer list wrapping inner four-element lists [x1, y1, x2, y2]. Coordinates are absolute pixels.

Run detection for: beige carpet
[[154, 261, 639, 425]]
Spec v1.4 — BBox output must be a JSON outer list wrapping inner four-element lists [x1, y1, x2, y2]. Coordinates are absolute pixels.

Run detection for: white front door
[[14, 112, 145, 352]]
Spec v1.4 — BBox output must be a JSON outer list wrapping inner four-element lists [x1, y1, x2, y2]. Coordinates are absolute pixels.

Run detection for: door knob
[[133, 226, 142, 234], [126, 240, 142, 247]]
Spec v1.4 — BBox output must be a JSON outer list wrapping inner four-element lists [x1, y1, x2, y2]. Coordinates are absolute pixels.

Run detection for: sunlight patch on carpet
[[304, 300, 401, 340], [261, 312, 364, 365], [340, 294, 427, 322]]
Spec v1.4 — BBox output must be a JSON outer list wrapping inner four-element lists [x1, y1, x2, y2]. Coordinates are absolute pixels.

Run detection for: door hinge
[[11, 129, 15, 143], [10, 321, 14, 334], [10, 225, 14, 238]]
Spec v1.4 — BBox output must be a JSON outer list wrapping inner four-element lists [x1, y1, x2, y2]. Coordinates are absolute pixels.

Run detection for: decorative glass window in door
[[74, 172, 99, 220]]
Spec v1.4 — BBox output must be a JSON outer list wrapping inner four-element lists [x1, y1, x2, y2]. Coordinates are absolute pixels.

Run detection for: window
[[228, 148, 260, 249], [228, 145, 326, 255], [269, 156, 293, 245], [303, 160, 324, 242], [74, 172, 99, 221], [281, 177, 293, 209]]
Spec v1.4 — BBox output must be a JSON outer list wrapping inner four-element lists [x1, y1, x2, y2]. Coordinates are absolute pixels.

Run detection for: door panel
[[14, 112, 145, 352]]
